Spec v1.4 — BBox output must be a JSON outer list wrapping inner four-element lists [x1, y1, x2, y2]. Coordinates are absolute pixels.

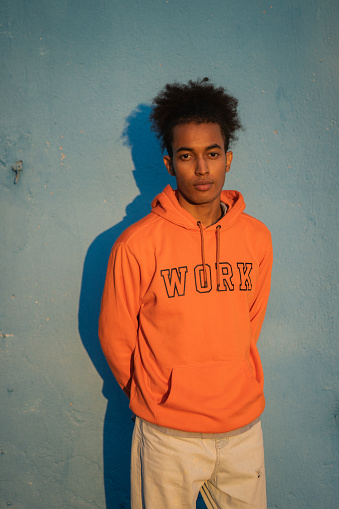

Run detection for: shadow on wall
[[78, 105, 171, 508]]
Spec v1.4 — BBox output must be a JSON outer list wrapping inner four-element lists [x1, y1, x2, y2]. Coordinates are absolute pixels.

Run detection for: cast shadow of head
[[78, 105, 172, 508]]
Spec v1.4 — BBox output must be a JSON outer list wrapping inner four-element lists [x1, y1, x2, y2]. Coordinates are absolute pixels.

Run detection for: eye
[[179, 153, 192, 160], [209, 152, 220, 158]]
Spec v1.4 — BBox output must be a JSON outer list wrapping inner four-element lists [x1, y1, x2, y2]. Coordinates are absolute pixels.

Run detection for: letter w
[[161, 267, 188, 298]]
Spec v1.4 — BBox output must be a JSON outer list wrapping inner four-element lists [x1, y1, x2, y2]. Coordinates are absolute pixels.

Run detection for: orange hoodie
[[99, 185, 273, 433]]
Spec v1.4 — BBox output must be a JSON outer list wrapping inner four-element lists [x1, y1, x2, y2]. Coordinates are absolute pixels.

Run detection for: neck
[[177, 193, 223, 227]]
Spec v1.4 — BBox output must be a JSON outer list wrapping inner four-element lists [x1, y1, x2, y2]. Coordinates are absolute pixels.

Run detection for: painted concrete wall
[[1, 0, 338, 507]]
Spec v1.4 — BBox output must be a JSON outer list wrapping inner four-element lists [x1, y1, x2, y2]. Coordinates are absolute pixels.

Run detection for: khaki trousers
[[131, 417, 267, 509]]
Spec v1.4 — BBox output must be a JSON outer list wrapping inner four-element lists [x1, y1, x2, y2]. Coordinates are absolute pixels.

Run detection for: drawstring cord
[[216, 225, 221, 289], [197, 221, 207, 287], [197, 222, 221, 288]]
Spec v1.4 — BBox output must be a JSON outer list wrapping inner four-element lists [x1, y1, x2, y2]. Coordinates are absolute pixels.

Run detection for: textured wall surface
[[1, 1, 338, 508]]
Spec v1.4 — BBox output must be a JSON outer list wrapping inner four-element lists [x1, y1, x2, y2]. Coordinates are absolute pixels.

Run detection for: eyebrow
[[176, 144, 223, 154]]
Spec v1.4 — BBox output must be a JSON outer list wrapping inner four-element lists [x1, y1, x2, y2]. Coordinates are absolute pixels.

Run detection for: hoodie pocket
[[158, 360, 261, 418]]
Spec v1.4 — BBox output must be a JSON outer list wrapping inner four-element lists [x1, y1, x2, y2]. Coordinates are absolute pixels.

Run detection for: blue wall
[[1, 1, 338, 507]]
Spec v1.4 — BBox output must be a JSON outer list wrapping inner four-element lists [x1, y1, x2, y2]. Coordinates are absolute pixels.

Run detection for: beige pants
[[131, 417, 267, 509]]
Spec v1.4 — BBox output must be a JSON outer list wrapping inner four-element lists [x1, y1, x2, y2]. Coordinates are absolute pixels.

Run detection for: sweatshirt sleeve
[[249, 234, 273, 345], [98, 242, 141, 398]]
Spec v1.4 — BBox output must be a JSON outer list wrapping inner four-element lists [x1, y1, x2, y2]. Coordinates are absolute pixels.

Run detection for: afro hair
[[150, 77, 243, 156]]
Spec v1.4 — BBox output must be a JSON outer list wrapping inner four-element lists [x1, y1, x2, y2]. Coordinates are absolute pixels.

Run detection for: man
[[99, 78, 273, 508]]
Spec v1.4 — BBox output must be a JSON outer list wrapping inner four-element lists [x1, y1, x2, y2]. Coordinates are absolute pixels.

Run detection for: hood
[[151, 185, 246, 231]]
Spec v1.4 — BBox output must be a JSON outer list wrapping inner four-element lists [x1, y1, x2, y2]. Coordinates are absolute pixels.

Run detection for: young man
[[99, 78, 273, 508]]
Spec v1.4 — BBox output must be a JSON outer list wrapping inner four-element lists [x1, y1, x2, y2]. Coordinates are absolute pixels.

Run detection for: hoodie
[[99, 185, 273, 434]]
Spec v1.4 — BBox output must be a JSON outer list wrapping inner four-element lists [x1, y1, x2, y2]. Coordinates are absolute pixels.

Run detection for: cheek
[[173, 166, 190, 183]]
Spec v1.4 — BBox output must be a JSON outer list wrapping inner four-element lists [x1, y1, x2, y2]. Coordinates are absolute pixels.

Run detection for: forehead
[[171, 122, 225, 149]]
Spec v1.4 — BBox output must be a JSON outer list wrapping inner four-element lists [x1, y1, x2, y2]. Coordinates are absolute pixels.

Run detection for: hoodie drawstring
[[216, 225, 221, 289], [197, 222, 221, 288], [197, 221, 207, 287]]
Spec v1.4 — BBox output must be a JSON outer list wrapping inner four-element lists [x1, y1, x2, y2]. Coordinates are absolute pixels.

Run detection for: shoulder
[[114, 212, 162, 247], [109, 213, 162, 275], [241, 212, 271, 235], [240, 212, 272, 253]]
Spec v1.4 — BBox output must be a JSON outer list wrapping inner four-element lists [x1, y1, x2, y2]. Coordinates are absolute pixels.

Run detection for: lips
[[193, 180, 213, 191]]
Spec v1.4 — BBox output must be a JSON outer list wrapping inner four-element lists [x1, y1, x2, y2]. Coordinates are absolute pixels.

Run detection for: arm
[[250, 235, 273, 345], [98, 242, 141, 398]]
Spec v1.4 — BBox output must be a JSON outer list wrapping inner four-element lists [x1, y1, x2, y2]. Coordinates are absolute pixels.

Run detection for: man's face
[[163, 122, 232, 212]]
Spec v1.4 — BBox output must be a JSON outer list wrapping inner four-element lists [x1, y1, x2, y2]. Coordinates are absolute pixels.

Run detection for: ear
[[164, 155, 175, 176], [225, 151, 233, 173]]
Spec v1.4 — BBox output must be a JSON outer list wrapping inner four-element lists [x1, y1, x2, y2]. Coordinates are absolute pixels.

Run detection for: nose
[[195, 157, 209, 175]]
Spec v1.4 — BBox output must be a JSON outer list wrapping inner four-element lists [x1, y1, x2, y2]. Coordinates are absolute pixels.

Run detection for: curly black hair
[[149, 78, 243, 157]]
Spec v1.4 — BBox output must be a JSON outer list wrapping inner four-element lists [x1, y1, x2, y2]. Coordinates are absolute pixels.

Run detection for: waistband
[[139, 416, 260, 439]]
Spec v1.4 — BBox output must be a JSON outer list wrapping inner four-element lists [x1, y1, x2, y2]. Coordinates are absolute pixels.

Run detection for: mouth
[[193, 180, 213, 191]]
